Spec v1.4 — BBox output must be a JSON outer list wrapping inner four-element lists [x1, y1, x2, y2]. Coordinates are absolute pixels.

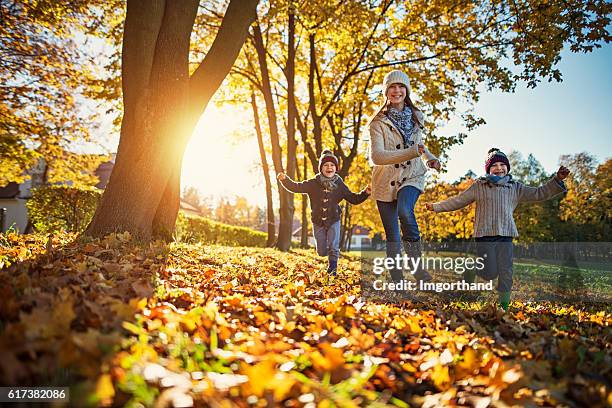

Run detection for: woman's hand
[[425, 203, 434, 211], [556, 165, 570, 181], [365, 184, 372, 195], [427, 159, 441, 171], [277, 172, 287, 181]]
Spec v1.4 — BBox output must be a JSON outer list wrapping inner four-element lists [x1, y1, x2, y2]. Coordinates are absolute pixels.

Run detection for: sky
[[181, 44, 612, 207]]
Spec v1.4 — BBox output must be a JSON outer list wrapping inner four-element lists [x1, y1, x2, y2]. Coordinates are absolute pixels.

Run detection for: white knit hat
[[383, 70, 411, 95]]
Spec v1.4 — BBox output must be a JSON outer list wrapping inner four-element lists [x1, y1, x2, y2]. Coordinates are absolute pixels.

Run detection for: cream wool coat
[[368, 110, 437, 201]]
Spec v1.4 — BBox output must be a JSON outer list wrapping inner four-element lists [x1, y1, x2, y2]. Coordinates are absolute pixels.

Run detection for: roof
[[179, 200, 202, 214], [0, 182, 20, 199]]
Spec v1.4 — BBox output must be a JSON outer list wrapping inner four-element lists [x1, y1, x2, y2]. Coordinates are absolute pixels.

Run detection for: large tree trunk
[[85, 0, 258, 240], [86, 0, 197, 240], [251, 92, 275, 247]]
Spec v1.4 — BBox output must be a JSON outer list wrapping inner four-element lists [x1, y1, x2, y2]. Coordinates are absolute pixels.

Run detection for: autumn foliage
[[0, 233, 610, 407]]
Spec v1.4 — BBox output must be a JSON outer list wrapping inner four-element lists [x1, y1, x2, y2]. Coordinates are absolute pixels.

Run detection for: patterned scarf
[[318, 174, 340, 191], [385, 106, 414, 145]]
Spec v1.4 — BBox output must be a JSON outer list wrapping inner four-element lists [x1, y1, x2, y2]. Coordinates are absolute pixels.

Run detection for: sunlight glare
[[181, 105, 266, 206]]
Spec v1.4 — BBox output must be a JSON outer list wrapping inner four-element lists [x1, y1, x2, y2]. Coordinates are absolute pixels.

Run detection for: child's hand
[[417, 144, 425, 155], [277, 172, 287, 181], [556, 165, 570, 181], [425, 203, 434, 211], [365, 184, 372, 195], [427, 159, 441, 171]]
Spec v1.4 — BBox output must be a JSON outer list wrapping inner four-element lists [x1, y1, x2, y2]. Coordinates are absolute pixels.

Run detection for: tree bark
[[252, 22, 293, 251], [84, 0, 258, 240], [152, 0, 259, 239], [300, 153, 309, 248], [280, 8, 297, 251], [251, 92, 275, 247]]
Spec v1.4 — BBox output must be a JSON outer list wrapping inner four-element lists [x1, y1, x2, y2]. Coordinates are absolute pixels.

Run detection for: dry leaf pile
[[0, 232, 610, 407]]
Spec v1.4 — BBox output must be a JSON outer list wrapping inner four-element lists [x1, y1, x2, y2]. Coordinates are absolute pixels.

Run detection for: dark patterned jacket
[[280, 174, 370, 228]]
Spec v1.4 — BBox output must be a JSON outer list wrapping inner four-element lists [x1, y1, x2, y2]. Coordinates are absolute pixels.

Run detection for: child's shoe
[[498, 291, 510, 312], [327, 259, 338, 277]]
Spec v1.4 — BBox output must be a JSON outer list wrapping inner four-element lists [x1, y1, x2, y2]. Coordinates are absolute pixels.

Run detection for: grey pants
[[313, 220, 341, 262], [475, 236, 513, 293]]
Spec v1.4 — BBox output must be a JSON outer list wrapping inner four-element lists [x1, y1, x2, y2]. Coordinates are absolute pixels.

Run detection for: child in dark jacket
[[277, 150, 371, 276], [425, 148, 570, 311]]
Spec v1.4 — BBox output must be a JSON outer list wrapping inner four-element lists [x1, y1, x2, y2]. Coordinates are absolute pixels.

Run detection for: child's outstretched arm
[[427, 183, 476, 212], [277, 173, 311, 194], [342, 182, 371, 205], [517, 166, 569, 203]]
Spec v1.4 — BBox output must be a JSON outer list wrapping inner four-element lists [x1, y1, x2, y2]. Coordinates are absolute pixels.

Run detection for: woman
[[368, 69, 441, 282]]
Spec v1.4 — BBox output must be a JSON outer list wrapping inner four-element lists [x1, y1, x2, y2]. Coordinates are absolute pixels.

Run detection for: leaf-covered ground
[[0, 233, 610, 407]]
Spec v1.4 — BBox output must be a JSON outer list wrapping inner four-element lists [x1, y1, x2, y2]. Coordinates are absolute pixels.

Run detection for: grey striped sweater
[[432, 176, 566, 237]]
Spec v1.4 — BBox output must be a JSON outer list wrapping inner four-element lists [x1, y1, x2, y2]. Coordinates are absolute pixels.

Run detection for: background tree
[[417, 176, 475, 242], [509, 151, 558, 242], [559, 153, 611, 241], [0, 0, 108, 186]]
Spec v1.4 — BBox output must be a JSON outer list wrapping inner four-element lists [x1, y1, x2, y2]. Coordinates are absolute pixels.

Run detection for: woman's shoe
[[402, 240, 432, 282]]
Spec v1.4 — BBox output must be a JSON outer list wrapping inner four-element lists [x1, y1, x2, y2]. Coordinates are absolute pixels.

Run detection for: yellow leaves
[[311, 343, 345, 373], [2, 234, 610, 407], [21, 295, 75, 340], [240, 360, 295, 399], [431, 364, 452, 390], [95, 374, 115, 406], [110, 299, 138, 322], [390, 314, 422, 334], [456, 347, 480, 379], [284, 280, 306, 297]]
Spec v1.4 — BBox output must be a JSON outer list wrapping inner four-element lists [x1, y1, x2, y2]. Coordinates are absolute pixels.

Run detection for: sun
[[181, 104, 267, 206]]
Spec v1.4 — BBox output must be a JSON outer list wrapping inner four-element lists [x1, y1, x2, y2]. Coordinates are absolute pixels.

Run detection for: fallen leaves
[[0, 233, 610, 407]]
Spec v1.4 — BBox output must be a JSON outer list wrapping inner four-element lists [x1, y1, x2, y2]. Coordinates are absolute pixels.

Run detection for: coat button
[[396, 144, 401, 149], [402, 177, 407, 182], [406, 160, 411, 165], [394, 164, 399, 168], [390, 181, 395, 186]]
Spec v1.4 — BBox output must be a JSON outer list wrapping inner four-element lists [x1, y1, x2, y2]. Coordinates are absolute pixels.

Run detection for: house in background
[[0, 156, 115, 233], [0, 159, 46, 233], [0, 182, 29, 233], [180, 200, 204, 217], [349, 225, 372, 250], [291, 225, 316, 247]]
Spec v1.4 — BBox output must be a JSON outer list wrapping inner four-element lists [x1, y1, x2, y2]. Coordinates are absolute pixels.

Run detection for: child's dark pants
[[475, 236, 513, 293]]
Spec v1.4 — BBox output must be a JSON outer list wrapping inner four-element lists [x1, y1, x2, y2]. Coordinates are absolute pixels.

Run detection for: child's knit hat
[[319, 149, 339, 172], [383, 70, 411, 95], [485, 148, 511, 174]]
